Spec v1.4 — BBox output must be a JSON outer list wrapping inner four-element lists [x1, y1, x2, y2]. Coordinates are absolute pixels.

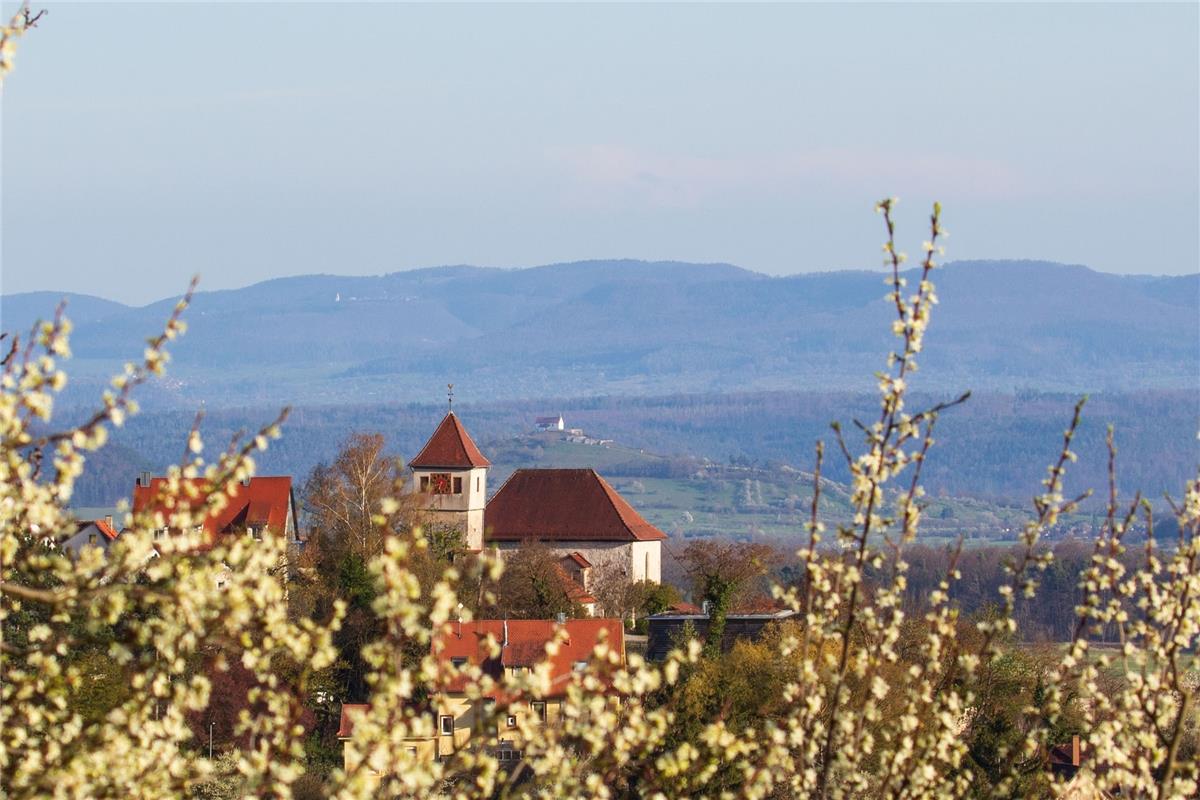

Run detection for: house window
[[406, 746, 417, 757], [430, 473, 452, 495], [450, 657, 467, 669], [88, 533, 98, 545], [530, 702, 546, 722], [154, 528, 165, 540], [453, 476, 463, 494], [419, 476, 430, 492], [506, 715, 517, 728], [439, 715, 453, 735], [645, 552, 650, 579]]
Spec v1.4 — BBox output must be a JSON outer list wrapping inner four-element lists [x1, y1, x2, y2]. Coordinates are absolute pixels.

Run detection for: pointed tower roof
[[409, 412, 491, 469]]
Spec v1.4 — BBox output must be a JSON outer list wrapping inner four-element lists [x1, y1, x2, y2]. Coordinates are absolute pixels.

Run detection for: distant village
[[61, 410, 800, 772]]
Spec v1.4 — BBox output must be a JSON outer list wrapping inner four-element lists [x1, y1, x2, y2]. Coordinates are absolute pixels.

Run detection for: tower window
[[420, 476, 430, 492], [453, 476, 463, 494]]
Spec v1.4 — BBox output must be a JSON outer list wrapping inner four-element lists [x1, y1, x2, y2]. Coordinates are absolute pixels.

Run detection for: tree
[[302, 432, 408, 559], [484, 541, 586, 620], [679, 540, 775, 655]]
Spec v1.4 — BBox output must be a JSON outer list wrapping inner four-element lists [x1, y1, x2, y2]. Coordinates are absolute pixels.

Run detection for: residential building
[[338, 618, 624, 771], [535, 415, 564, 432], [131, 473, 301, 553], [60, 516, 120, 558], [555, 552, 598, 615]]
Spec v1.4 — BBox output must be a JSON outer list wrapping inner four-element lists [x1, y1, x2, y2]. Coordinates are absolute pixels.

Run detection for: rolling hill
[[2, 259, 1196, 408]]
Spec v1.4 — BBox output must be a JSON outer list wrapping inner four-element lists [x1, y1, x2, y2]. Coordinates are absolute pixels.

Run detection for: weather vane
[[447, 383, 454, 411]]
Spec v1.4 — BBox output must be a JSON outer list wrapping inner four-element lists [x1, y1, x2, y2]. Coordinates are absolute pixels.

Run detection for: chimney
[[1071, 735, 1081, 767], [701, 600, 712, 617], [502, 618, 509, 648], [104, 515, 113, 529], [556, 612, 567, 625], [137, 471, 152, 488]]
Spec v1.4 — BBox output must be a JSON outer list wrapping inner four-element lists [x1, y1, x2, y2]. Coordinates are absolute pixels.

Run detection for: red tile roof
[[409, 412, 491, 469], [563, 551, 592, 569], [131, 476, 294, 549], [433, 619, 623, 697], [485, 469, 667, 543], [77, 518, 119, 541], [668, 601, 703, 614], [554, 563, 597, 606]]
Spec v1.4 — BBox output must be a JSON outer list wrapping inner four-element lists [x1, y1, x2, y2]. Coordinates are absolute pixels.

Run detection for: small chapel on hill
[[409, 412, 665, 584]]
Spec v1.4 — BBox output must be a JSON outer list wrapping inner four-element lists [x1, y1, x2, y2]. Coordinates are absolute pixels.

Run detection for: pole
[[209, 721, 214, 759]]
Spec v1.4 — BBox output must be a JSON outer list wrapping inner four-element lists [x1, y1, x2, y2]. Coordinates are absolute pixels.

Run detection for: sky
[[1, 2, 1197, 305]]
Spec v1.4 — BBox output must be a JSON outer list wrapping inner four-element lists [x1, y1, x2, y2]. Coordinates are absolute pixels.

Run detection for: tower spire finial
[[447, 383, 454, 411]]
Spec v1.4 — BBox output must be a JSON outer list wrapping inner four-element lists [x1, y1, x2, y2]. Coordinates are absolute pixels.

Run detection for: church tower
[[409, 411, 490, 550]]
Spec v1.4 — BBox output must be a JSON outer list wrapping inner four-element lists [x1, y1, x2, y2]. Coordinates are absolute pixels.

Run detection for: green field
[[486, 435, 1094, 545]]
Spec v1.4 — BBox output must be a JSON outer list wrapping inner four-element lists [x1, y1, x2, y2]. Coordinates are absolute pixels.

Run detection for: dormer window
[[450, 657, 467, 669]]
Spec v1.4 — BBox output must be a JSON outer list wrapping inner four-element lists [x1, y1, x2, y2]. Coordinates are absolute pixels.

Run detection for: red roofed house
[[61, 515, 120, 559], [408, 412, 491, 550], [131, 473, 300, 555], [338, 618, 624, 770], [485, 468, 666, 583]]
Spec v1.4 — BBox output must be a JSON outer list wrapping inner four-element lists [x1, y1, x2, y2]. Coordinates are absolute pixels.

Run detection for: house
[[60, 516, 120, 558], [556, 552, 597, 615], [131, 473, 301, 553], [338, 618, 624, 770], [485, 468, 666, 583], [535, 415, 564, 432], [645, 602, 796, 661], [408, 412, 491, 550]]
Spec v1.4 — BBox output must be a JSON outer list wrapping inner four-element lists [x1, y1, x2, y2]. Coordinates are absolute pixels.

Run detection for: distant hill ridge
[[2, 259, 1196, 406]]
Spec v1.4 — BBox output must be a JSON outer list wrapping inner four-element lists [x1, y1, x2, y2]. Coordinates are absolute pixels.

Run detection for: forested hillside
[[67, 389, 1196, 520], [4, 259, 1196, 407]]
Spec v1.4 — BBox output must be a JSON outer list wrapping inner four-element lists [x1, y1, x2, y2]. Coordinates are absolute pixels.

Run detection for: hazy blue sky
[[2, 2, 1197, 305]]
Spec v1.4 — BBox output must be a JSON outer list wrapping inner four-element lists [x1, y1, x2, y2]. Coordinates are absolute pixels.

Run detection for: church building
[[410, 413, 665, 583], [408, 412, 491, 549]]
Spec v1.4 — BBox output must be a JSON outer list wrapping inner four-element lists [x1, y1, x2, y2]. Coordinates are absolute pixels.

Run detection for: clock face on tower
[[430, 473, 452, 495]]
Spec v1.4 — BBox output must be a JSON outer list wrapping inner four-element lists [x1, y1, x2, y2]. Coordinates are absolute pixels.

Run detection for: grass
[[488, 435, 1096, 544]]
